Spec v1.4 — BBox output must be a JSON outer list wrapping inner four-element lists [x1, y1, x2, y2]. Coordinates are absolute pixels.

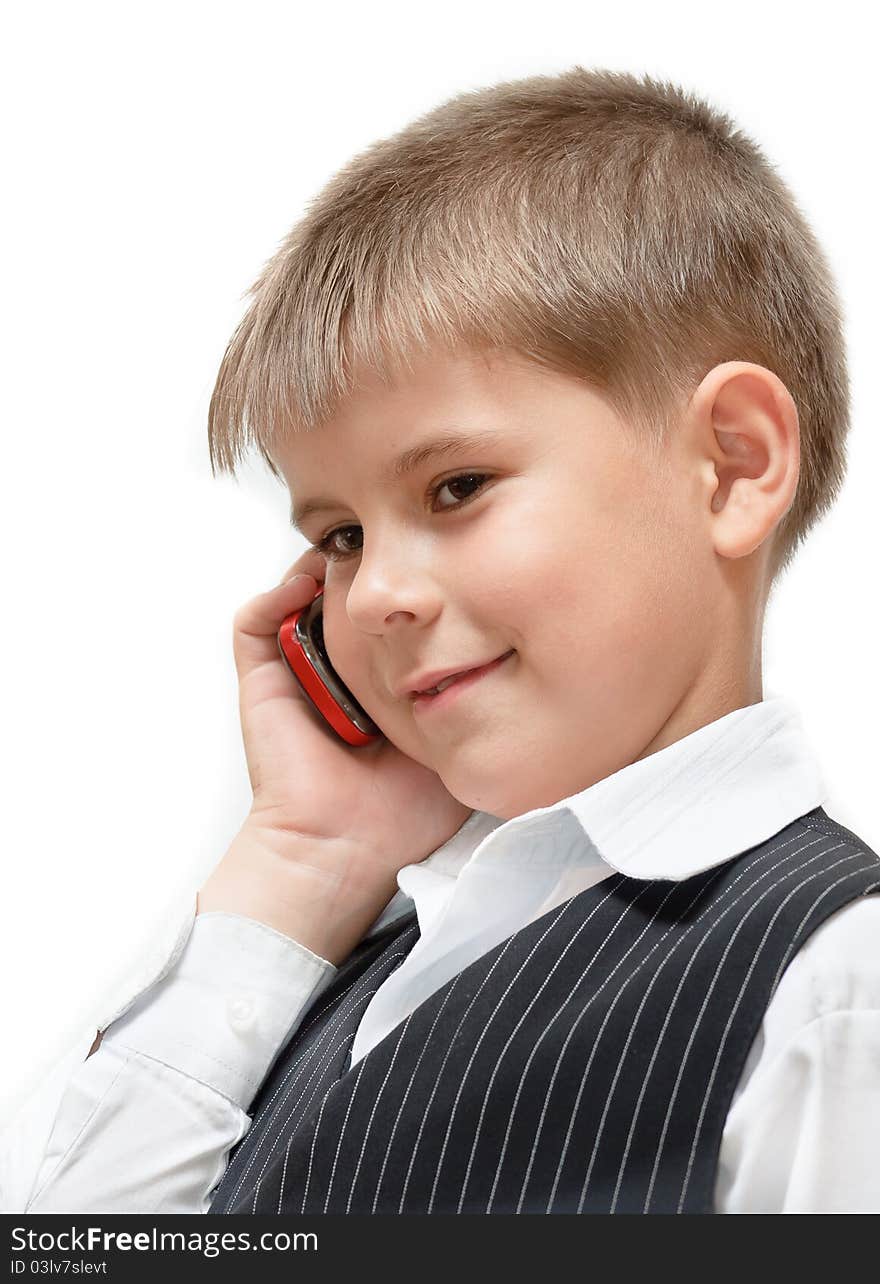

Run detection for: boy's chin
[[434, 773, 537, 822]]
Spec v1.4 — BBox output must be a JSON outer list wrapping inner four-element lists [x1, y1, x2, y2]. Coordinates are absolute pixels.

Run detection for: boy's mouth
[[409, 650, 515, 711], [401, 650, 515, 699]]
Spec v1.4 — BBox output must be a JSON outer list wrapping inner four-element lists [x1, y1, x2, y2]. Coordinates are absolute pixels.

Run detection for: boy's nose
[[345, 567, 442, 636]]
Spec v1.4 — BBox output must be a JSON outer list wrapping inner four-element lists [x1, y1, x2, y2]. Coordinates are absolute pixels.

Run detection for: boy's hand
[[197, 551, 473, 963]]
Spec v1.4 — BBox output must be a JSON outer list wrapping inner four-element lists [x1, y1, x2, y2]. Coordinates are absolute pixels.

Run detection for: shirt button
[[227, 995, 256, 1031]]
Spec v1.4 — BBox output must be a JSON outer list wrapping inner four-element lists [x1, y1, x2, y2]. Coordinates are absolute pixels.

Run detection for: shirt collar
[[560, 694, 827, 879], [371, 695, 828, 932]]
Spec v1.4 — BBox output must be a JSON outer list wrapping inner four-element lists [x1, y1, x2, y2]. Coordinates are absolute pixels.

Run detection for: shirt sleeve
[[715, 893, 880, 1213], [0, 911, 337, 1213]]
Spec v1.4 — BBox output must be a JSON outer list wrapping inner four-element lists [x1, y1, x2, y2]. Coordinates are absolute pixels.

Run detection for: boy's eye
[[313, 472, 492, 562]]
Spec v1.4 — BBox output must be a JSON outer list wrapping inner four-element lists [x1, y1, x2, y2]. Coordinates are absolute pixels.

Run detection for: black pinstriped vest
[[207, 807, 879, 1215]]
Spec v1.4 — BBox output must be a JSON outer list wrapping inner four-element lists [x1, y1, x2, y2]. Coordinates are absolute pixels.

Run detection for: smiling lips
[[419, 670, 478, 696], [407, 650, 515, 698], [410, 650, 515, 710]]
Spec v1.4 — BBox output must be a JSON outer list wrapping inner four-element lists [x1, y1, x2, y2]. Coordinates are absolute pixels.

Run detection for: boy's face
[[276, 347, 736, 819]]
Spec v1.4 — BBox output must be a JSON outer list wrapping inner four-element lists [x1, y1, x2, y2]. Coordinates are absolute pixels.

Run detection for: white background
[[1, 0, 877, 1127]]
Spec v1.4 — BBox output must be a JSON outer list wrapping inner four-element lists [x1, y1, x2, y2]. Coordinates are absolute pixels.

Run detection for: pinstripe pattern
[[676, 861, 879, 1211], [607, 829, 828, 1210], [218, 918, 421, 1212], [207, 807, 879, 1216], [639, 833, 847, 1209]]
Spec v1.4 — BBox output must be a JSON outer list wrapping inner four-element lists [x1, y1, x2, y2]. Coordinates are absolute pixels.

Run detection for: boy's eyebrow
[[288, 428, 506, 530]]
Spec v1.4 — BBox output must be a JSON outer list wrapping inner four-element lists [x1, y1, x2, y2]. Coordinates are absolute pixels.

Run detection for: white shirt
[[2, 695, 879, 1213]]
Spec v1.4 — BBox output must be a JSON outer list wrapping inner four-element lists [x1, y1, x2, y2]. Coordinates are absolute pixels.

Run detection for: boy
[[3, 66, 879, 1214]]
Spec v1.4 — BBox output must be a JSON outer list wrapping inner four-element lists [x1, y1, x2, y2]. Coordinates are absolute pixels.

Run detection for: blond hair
[[207, 67, 850, 582]]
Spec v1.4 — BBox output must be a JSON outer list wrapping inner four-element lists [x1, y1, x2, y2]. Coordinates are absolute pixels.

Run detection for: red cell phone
[[277, 586, 384, 746]]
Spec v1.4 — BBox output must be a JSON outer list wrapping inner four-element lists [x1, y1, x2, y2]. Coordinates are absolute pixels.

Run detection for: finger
[[235, 574, 320, 647], [279, 546, 327, 585]]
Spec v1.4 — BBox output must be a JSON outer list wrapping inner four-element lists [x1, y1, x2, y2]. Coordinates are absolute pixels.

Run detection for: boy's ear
[[691, 361, 800, 561]]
